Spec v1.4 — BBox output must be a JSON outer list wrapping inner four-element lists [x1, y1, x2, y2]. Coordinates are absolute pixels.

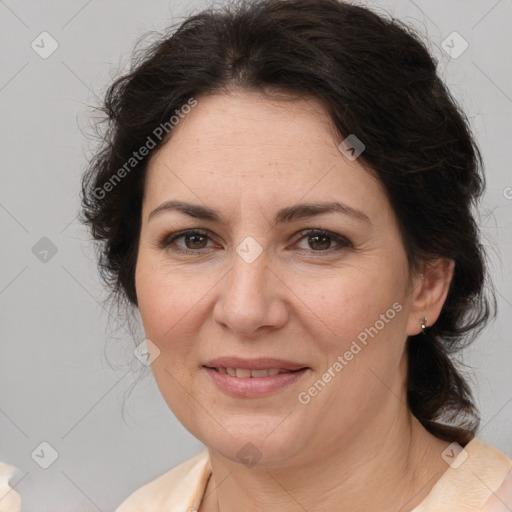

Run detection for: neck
[[201, 410, 451, 512]]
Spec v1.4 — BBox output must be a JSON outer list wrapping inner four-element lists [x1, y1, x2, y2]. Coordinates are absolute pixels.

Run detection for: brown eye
[[184, 233, 208, 249], [295, 229, 352, 252], [159, 229, 215, 254], [308, 234, 331, 250]]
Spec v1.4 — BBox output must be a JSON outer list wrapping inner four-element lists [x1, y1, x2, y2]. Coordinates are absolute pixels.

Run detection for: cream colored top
[[115, 439, 512, 512], [2, 439, 511, 511], [0, 463, 21, 512]]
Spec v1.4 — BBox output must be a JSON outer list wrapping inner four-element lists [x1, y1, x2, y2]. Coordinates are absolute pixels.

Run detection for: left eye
[[294, 229, 352, 252], [159, 229, 351, 254]]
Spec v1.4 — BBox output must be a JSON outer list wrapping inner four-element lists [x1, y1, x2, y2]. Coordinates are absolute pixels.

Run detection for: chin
[[194, 418, 309, 469]]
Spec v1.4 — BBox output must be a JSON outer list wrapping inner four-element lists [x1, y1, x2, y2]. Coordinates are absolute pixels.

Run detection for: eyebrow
[[148, 200, 372, 226]]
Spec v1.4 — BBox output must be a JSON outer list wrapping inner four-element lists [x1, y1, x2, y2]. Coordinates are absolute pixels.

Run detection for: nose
[[212, 251, 289, 338]]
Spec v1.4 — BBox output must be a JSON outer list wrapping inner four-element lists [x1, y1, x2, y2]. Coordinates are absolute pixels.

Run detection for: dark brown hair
[[81, 0, 495, 445]]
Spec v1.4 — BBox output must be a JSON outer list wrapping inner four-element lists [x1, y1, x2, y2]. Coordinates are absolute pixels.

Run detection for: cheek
[[297, 266, 406, 352], [135, 259, 203, 422], [298, 274, 408, 430], [299, 267, 410, 408], [135, 252, 205, 340], [134, 253, 220, 399]]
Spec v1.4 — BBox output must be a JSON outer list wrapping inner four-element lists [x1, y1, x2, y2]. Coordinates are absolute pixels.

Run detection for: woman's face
[[135, 90, 427, 467]]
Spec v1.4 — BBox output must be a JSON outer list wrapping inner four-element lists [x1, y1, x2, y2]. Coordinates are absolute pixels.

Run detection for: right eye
[[159, 229, 218, 255]]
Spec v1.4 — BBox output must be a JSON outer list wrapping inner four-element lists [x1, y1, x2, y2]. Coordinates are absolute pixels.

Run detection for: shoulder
[[0, 462, 22, 512], [414, 439, 512, 511], [115, 450, 210, 512], [483, 468, 512, 512]]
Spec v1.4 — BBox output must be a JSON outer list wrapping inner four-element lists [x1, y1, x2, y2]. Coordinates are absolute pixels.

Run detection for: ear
[[406, 258, 455, 336]]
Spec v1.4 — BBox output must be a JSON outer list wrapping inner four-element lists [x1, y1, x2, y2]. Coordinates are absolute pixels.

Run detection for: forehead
[[153, 91, 338, 168], [144, 91, 389, 221]]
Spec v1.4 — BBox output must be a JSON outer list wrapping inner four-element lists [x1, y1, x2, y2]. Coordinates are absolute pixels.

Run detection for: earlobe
[[406, 258, 455, 336]]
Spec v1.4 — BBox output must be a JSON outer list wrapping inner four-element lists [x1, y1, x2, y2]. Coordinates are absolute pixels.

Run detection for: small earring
[[421, 317, 428, 335]]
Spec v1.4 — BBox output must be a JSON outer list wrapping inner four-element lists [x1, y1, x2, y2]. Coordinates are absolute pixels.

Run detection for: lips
[[214, 367, 291, 378], [203, 357, 308, 373], [202, 357, 309, 397]]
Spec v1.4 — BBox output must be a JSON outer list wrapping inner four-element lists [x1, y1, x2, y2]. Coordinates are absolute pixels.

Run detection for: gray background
[[1, 0, 511, 510]]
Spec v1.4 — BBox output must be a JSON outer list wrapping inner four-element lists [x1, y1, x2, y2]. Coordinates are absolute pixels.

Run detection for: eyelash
[[158, 228, 352, 256]]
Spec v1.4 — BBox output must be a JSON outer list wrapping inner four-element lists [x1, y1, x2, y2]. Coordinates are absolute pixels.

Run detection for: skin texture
[[135, 90, 455, 511]]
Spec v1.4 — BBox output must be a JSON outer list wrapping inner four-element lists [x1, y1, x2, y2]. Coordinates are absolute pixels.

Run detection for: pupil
[[187, 234, 206, 249], [310, 235, 330, 250]]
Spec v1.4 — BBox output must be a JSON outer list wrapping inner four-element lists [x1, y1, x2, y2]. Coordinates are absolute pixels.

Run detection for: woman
[[81, 0, 512, 510]]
